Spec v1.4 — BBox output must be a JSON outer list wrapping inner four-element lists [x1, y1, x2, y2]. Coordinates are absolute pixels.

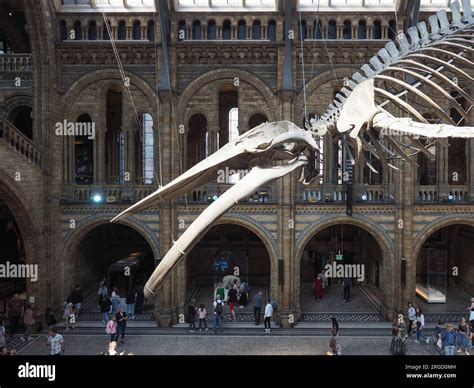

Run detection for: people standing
[[106, 314, 117, 342], [111, 287, 120, 315], [253, 291, 263, 325], [442, 324, 457, 356], [197, 304, 207, 331], [213, 295, 224, 334], [116, 307, 127, 344], [187, 299, 196, 332], [313, 274, 324, 302], [264, 300, 273, 333], [100, 296, 112, 323], [329, 328, 341, 355], [407, 302, 416, 336], [126, 288, 136, 319], [227, 284, 238, 321], [70, 285, 84, 318], [134, 284, 145, 315], [22, 304, 35, 341], [215, 283, 225, 301], [414, 307, 429, 344], [47, 327, 64, 356], [7, 293, 23, 337], [331, 317, 339, 334], [342, 277, 352, 302], [240, 282, 249, 307]]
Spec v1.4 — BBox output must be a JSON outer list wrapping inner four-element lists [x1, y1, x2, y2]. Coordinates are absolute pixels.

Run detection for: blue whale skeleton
[[112, 0, 474, 299]]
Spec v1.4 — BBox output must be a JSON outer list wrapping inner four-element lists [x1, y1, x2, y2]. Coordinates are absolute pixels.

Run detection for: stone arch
[[62, 69, 157, 120], [0, 170, 44, 297], [184, 109, 210, 132], [294, 214, 394, 313], [4, 93, 32, 114], [178, 68, 279, 122], [294, 67, 358, 121], [414, 215, 474, 259]]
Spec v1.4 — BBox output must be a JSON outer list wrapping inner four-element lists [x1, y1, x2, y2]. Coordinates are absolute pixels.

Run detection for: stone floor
[[17, 332, 471, 356], [300, 282, 377, 312]]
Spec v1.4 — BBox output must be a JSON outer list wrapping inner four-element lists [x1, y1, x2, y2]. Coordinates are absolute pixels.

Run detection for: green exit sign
[[336, 254, 343, 261]]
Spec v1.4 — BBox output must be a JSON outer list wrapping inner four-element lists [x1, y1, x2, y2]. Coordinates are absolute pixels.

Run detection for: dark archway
[[187, 113, 207, 170], [248, 113, 267, 130], [416, 224, 474, 312], [300, 224, 384, 312], [186, 224, 271, 312], [8, 105, 32, 139]]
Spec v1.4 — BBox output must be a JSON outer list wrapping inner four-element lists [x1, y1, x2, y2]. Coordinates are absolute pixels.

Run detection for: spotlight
[[212, 195, 218, 201], [92, 194, 103, 203], [447, 194, 454, 202], [361, 194, 367, 201]]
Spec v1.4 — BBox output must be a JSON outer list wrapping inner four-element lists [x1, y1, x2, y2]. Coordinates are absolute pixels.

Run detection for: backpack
[[214, 301, 223, 316], [446, 331, 456, 346]]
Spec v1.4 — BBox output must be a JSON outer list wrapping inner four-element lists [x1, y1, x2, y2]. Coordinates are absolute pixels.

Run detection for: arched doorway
[[8, 106, 33, 139], [185, 224, 271, 313], [415, 223, 474, 312], [0, 199, 26, 299], [67, 223, 156, 311], [300, 224, 385, 313]]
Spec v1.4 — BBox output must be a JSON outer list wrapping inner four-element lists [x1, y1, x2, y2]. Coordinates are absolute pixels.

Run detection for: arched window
[[105, 86, 123, 184], [74, 20, 82, 40], [252, 20, 261, 39], [118, 20, 126, 40], [223, 20, 231, 40], [142, 113, 154, 184], [237, 19, 246, 40], [299, 20, 307, 40], [60, 21, 68, 41], [388, 19, 396, 40], [328, 20, 336, 39], [88, 20, 97, 40], [343, 20, 351, 39], [373, 20, 382, 39], [132, 20, 141, 40], [268, 20, 276, 41], [207, 20, 216, 39], [314, 19, 322, 39], [103, 20, 111, 40], [218, 86, 238, 148], [248, 113, 267, 130], [187, 114, 207, 170], [8, 106, 32, 139], [192, 20, 201, 39], [75, 114, 94, 185], [147, 20, 155, 41], [358, 20, 366, 39], [178, 20, 186, 40]]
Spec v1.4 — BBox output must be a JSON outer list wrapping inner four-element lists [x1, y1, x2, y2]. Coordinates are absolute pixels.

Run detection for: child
[[197, 304, 207, 331], [106, 314, 117, 342]]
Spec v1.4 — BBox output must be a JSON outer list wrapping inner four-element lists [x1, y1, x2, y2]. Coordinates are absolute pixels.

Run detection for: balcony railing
[[61, 183, 155, 203], [416, 185, 470, 203], [178, 183, 276, 204], [0, 54, 32, 77], [298, 184, 393, 204]]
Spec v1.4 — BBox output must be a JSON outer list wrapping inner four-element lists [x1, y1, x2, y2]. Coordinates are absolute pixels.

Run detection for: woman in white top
[[264, 301, 273, 333], [407, 302, 416, 336], [415, 307, 429, 344]]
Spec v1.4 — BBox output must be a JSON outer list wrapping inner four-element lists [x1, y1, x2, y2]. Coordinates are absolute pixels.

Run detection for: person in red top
[[313, 274, 324, 302]]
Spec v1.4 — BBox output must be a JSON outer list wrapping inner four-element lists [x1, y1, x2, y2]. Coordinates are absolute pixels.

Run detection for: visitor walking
[[134, 284, 145, 315], [70, 285, 84, 318], [264, 300, 273, 333], [126, 288, 136, 319], [213, 295, 224, 334], [313, 274, 324, 302], [329, 328, 341, 355], [106, 314, 117, 342], [100, 296, 112, 323], [111, 287, 120, 315], [407, 302, 416, 336], [7, 293, 23, 336], [116, 307, 127, 344], [187, 299, 196, 332], [253, 291, 263, 325], [98, 280, 108, 305], [457, 317, 470, 355], [22, 304, 35, 341], [227, 284, 238, 321], [47, 327, 64, 356], [63, 302, 75, 331], [240, 281, 249, 307], [342, 277, 352, 302], [197, 304, 207, 331], [442, 324, 457, 356], [414, 308, 429, 344]]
